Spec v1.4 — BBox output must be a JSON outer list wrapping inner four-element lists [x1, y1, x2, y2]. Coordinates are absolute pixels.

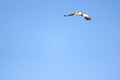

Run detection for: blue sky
[[0, 0, 120, 80]]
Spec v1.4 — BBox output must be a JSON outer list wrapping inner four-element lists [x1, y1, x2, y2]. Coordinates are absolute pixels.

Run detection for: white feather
[[83, 13, 90, 18]]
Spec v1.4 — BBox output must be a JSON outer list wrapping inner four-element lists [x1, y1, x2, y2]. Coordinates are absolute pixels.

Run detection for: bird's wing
[[82, 13, 91, 20], [83, 13, 90, 18], [72, 12, 78, 16], [64, 12, 77, 16], [84, 17, 91, 20]]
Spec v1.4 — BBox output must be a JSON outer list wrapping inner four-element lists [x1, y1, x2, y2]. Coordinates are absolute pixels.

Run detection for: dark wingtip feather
[[64, 15, 68, 17], [84, 17, 91, 20]]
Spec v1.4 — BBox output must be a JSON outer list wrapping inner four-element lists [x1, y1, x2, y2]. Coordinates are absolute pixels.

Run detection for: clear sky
[[0, 0, 120, 80]]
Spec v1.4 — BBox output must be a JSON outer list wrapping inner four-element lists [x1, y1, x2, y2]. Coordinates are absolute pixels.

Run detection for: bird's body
[[64, 11, 91, 20]]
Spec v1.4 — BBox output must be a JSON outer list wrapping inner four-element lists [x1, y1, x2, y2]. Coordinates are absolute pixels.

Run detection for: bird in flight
[[64, 11, 91, 20]]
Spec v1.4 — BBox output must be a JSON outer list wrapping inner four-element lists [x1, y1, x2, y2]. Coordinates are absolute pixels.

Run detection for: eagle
[[64, 11, 91, 20]]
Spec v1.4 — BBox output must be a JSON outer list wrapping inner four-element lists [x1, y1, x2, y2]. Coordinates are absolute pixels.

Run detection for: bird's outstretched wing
[[64, 12, 77, 17], [83, 13, 91, 20], [84, 17, 91, 20]]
